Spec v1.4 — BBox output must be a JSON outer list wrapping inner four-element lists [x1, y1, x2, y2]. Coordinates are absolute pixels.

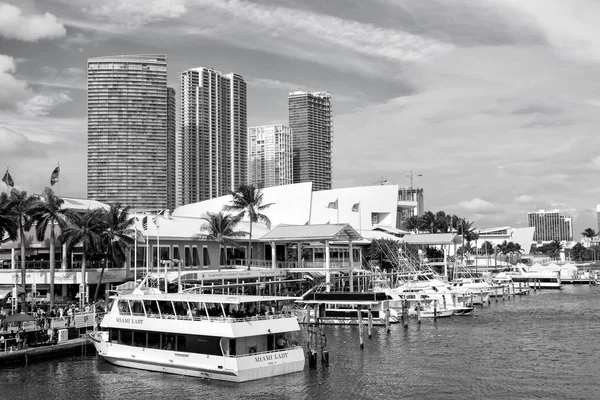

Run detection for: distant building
[[179, 67, 247, 205], [597, 204, 600, 233], [476, 226, 535, 252], [396, 187, 424, 225], [288, 91, 332, 191], [248, 125, 293, 189], [527, 209, 573, 243], [87, 54, 175, 210]]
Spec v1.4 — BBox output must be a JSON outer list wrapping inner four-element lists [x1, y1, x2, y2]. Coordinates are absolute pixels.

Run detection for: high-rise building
[[527, 209, 573, 243], [87, 54, 175, 211], [248, 125, 293, 189], [396, 187, 425, 227], [288, 91, 332, 191], [166, 87, 176, 211], [597, 204, 600, 233], [179, 67, 247, 204]]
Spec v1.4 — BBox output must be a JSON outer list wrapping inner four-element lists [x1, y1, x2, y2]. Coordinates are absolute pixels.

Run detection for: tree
[[60, 209, 106, 305], [581, 228, 597, 238], [96, 203, 134, 302], [29, 187, 68, 309], [224, 184, 273, 269], [365, 238, 401, 270], [456, 219, 476, 260], [401, 215, 422, 233], [420, 211, 437, 233], [200, 211, 246, 269], [8, 189, 36, 307], [0, 192, 18, 245]]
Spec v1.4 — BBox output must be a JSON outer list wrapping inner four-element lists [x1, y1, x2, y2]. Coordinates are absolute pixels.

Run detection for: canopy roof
[[260, 223, 363, 243], [402, 233, 462, 246]]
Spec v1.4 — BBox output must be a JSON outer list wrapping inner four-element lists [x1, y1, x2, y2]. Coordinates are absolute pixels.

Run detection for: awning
[[0, 285, 25, 299]]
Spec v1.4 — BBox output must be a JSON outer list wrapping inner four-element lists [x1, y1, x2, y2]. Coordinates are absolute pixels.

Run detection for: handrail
[[226, 345, 303, 358]]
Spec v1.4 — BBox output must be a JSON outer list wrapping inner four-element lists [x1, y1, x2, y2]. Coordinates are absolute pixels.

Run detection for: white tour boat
[[90, 286, 305, 382], [495, 264, 562, 289]]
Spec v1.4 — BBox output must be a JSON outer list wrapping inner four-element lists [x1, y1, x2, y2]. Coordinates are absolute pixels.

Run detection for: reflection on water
[[2, 286, 599, 400]]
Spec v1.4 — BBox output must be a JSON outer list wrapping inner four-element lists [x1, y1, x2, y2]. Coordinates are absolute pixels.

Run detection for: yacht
[[495, 264, 562, 289], [90, 285, 304, 382]]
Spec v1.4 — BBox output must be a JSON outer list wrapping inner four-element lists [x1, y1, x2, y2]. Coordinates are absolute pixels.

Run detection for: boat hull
[[91, 333, 305, 382]]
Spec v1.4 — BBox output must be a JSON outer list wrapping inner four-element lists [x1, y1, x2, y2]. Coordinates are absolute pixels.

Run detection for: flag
[[327, 199, 338, 209], [142, 216, 148, 231], [2, 169, 14, 188], [50, 165, 60, 186], [351, 202, 360, 212]]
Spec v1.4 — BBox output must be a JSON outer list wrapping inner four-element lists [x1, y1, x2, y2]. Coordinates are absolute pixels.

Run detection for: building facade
[[288, 91, 332, 192], [179, 67, 247, 205], [396, 187, 425, 225], [248, 125, 293, 189], [87, 54, 175, 211], [528, 209, 573, 243]]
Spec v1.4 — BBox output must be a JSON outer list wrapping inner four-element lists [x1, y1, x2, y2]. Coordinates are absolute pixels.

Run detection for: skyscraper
[[248, 124, 293, 189], [87, 54, 175, 210], [527, 209, 573, 243], [179, 67, 247, 204], [288, 91, 332, 191]]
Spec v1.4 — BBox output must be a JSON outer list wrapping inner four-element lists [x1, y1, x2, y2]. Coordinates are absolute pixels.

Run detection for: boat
[[294, 291, 400, 325], [90, 284, 305, 382], [495, 264, 562, 289]]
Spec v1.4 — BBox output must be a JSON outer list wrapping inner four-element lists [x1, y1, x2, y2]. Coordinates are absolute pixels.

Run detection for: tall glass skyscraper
[[179, 67, 247, 204], [248, 124, 293, 189], [288, 91, 332, 191], [87, 54, 176, 211]]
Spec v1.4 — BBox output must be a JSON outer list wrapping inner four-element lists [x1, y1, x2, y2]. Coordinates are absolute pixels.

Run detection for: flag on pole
[[351, 202, 360, 212], [50, 165, 60, 186], [142, 216, 148, 231], [327, 199, 338, 209], [2, 169, 14, 188]]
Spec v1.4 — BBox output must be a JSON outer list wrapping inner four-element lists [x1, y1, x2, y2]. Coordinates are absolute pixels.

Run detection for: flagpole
[[359, 202, 362, 234], [134, 219, 138, 282], [337, 198, 339, 224]]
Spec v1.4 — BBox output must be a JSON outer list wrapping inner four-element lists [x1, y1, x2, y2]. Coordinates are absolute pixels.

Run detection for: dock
[[0, 337, 93, 366]]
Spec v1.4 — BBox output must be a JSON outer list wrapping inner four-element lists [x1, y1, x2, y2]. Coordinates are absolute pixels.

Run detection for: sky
[[1, 0, 600, 239]]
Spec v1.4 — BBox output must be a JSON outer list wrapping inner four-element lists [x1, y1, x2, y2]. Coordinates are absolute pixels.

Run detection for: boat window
[[204, 302, 221, 317], [158, 301, 176, 319], [203, 247, 210, 267], [109, 329, 118, 343], [133, 331, 146, 347], [192, 247, 200, 266], [173, 246, 181, 262], [131, 300, 145, 317], [176, 335, 186, 351], [173, 301, 190, 320], [144, 300, 161, 318], [163, 334, 176, 350], [118, 300, 131, 315], [147, 332, 161, 349], [120, 330, 132, 345], [184, 247, 191, 266]]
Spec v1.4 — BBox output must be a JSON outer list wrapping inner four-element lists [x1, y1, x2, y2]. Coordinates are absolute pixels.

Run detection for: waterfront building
[[87, 54, 175, 211], [528, 209, 573, 243], [179, 67, 247, 205], [288, 91, 332, 191], [396, 186, 425, 224], [248, 124, 293, 189]]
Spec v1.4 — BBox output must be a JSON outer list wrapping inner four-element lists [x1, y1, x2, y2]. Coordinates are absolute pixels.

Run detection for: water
[[2, 286, 599, 400]]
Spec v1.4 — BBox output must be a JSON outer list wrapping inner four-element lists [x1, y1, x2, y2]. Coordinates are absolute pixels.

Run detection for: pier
[[0, 337, 92, 366]]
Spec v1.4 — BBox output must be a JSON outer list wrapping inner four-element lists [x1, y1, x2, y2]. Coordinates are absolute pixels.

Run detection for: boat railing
[[138, 312, 295, 323], [227, 345, 303, 358]]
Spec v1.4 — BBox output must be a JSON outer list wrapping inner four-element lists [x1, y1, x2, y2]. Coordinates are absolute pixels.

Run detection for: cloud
[[0, 3, 66, 42], [248, 78, 306, 92], [452, 198, 498, 215], [79, 0, 187, 29], [0, 54, 73, 116], [30, 66, 86, 90], [514, 195, 536, 204]]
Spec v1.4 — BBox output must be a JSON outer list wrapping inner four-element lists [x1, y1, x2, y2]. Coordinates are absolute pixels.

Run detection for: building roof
[[372, 225, 409, 236], [62, 197, 110, 212], [260, 224, 362, 243], [402, 233, 462, 246]]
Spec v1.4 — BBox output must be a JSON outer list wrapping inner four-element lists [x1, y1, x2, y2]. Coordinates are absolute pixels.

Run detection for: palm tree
[[481, 240, 494, 267], [420, 211, 437, 233], [60, 209, 106, 305], [401, 215, 421, 233], [200, 211, 247, 269], [582, 228, 596, 238], [95, 203, 134, 302], [434, 211, 448, 233], [223, 184, 273, 269], [0, 192, 18, 245], [456, 218, 475, 260], [8, 189, 36, 307], [29, 187, 68, 309]]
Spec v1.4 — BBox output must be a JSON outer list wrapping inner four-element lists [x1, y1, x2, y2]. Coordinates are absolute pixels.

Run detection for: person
[[15, 329, 22, 350], [277, 337, 287, 349]]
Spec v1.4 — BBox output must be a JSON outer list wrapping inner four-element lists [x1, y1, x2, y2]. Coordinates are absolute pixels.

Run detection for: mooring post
[[433, 300, 438, 321], [367, 307, 373, 339], [402, 300, 408, 329], [357, 306, 364, 349], [416, 301, 421, 324], [495, 286, 498, 302], [320, 328, 329, 366], [385, 301, 390, 333]]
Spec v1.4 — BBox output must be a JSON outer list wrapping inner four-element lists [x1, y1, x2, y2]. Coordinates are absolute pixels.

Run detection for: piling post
[[502, 286, 505, 300], [367, 307, 373, 339], [384, 301, 390, 333], [495, 287, 498, 302], [512, 282, 515, 298], [402, 300, 409, 329], [518, 281, 521, 295], [320, 328, 329, 366], [442, 296, 447, 310], [480, 290, 484, 305], [357, 306, 364, 349], [433, 300, 438, 321]]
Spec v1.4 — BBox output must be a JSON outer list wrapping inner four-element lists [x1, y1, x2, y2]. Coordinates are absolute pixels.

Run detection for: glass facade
[[527, 209, 573, 242], [179, 68, 247, 204], [87, 54, 175, 210], [248, 125, 293, 189], [288, 91, 332, 192]]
